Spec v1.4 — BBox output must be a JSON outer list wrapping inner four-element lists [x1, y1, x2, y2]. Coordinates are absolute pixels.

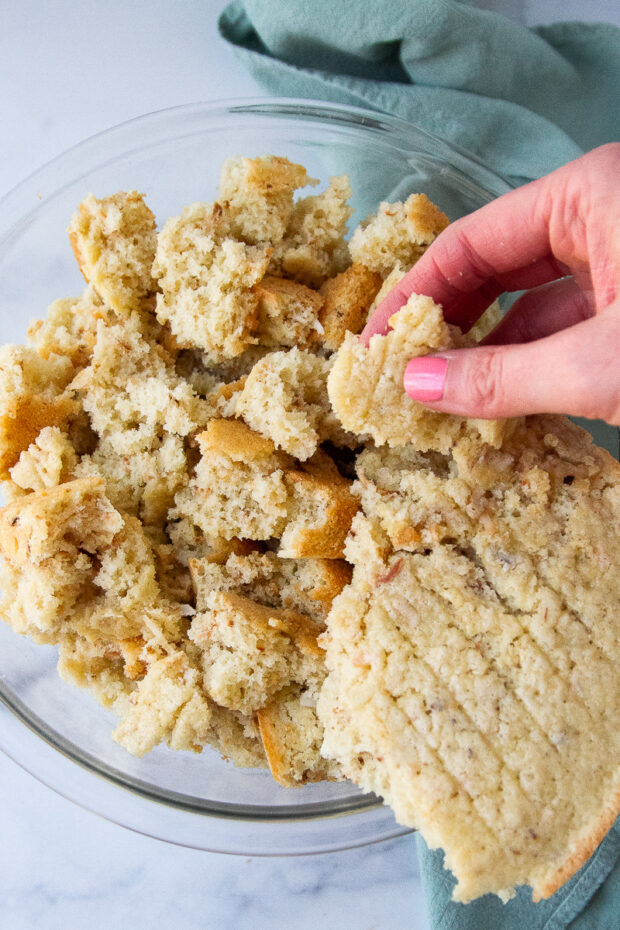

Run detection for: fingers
[[361, 276, 416, 343], [361, 171, 560, 343], [403, 306, 620, 425], [482, 277, 593, 346], [363, 145, 620, 344], [360, 250, 571, 344]]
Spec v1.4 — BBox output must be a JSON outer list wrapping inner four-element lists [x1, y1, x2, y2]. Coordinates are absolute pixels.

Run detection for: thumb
[[403, 311, 620, 425]]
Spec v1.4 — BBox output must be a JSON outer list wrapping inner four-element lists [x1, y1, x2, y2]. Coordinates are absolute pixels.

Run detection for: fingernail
[[404, 356, 447, 402]]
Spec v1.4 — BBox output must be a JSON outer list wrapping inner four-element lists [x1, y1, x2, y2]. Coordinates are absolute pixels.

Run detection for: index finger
[[361, 169, 566, 343]]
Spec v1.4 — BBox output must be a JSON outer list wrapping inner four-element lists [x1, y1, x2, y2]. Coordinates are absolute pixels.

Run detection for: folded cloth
[[219, 0, 620, 185], [219, 3, 620, 926], [417, 824, 620, 929]]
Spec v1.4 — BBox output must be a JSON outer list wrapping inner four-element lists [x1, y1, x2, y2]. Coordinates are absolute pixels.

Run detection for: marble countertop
[[1, 2, 617, 928]]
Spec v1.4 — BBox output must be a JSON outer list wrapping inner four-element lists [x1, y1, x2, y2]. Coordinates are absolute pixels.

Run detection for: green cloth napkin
[[219, 0, 620, 185], [416, 826, 620, 929], [219, 2, 620, 926]]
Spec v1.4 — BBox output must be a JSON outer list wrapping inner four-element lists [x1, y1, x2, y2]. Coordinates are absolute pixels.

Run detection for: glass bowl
[[0, 97, 588, 856]]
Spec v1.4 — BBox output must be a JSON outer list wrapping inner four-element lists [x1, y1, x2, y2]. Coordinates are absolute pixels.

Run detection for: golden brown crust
[[68, 229, 87, 281], [282, 468, 359, 559], [256, 700, 293, 786], [318, 262, 382, 351], [215, 592, 323, 659], [195, 418, 279, 462], [534, 783, 620, 900], [256, 695, 331, 787], [305, 559, 353, 615], [0, 393, 78, 478]]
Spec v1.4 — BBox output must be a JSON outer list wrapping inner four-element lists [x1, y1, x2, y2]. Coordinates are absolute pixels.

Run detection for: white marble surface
[[0, 2, 618, 929], [0, 750, 424, 930]]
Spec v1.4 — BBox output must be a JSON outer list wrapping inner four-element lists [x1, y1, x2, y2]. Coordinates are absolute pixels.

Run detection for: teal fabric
[[219, 2, 620, 927], [417, 825, 620, 928], [218, 0, 620, 185]]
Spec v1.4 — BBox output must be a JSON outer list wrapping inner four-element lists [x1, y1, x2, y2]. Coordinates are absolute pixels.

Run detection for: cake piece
[[173, 421, 356, 558], [190, 591, 324, 716], [171, 419, 293, 542], [27, 287, 103, 373], [111, 651, 212, 757], [9, 426, 78, 493], [70, 312, 210, 455], [190, 548, 351, 624], [318, 263, 382, 351], [328, 293, 508, 452], [237, 348, 361, 461], [68, 191, 157, 314], [56, 630, 136, 716], [319, 411, 620, 902], [153, 200, 271, 359], [257, 685, 342, 787], [254, 275, 324, 348], [354, 443, 466, 551], [205, 703, 267, 769], [189, 545, 350, 784], [0, 476, 122, 568], [236, 348, 332, 460], [281, 453, 359, 559], [349, 193, 449, 277], [0, 475, 185, 660], [75, 432, 189, 527], [218, 154, 316, 244], [354, 412, 620, 574], [0, 345, 77, 478], [0, 477, 123, 640], [270, 176, 353, 287], [56, 594, 186, 708]]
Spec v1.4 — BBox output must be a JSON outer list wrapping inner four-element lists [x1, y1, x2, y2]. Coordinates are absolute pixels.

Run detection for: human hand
[[361, 144, 620, 425]]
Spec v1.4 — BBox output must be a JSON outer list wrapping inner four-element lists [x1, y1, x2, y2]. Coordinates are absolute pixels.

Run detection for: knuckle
[[462, 349, 506, 418]]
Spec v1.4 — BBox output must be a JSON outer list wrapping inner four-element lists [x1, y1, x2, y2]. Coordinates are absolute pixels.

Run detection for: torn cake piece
[[0, 345, 77, 479], [254, 275, 324, 348], [328, 293, 509, 452], [189, 548, 351, 625], [318, 412, 620, 902], [153, 200, 271, 359], [269, 175, 353, 287], [218, 154, 316, 244], [172, 419, 294, 542], [189, 592, 324, 715], [318, 262, 383, 351], [68, 191, 157, 315], [236, 348, 332, 460], [349, 192, 449, 278]]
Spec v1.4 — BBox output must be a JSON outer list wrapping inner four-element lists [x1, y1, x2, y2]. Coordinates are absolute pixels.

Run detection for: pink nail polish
[[404, 356, 447, 402]]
